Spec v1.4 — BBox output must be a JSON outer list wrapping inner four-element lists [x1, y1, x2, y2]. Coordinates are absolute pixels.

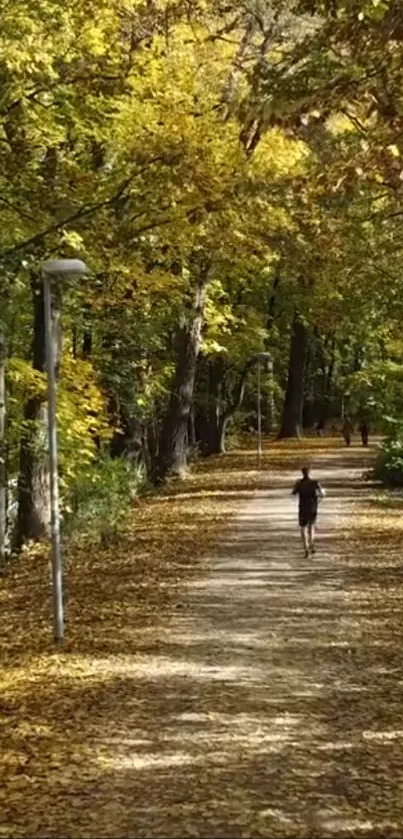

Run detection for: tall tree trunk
[[72, 326, 78, 359], [197, 415, 229, 457], [188, 407, 196, 449], [198, 355, 264, 456], [277, 315, 309, 439], [0, 334, 6, 564], [265, 378, 277, 434], [302, 332, 315, 429], [214, 415, 230, 455], [146, 417, 158, 474], [198, 411, 229, 457], [209, 359, 255, 455], [195, 356, 226, 456], [16, 278, 62, 546], [319, 337, 336, 425], [82, 304, 92, 359], [156, 266, 211, 480], [264, 274, 280, 433]]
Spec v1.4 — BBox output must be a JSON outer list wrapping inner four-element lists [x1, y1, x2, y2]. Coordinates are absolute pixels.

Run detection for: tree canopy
[[1, 0, 403, 550]]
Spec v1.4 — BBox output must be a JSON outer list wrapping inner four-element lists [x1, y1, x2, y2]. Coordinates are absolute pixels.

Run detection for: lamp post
[[42, 259, 87, 642], [255, 352, 273, 468]]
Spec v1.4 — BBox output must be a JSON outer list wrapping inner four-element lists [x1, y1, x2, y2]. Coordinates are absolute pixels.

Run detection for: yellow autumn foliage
[[7, 352, 111, 487]]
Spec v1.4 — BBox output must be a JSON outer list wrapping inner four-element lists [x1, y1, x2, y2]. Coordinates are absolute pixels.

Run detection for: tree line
[[1, 0, 403, 551]]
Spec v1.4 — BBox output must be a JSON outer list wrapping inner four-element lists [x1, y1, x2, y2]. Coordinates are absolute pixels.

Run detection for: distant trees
[[1, 0, 403, 549]]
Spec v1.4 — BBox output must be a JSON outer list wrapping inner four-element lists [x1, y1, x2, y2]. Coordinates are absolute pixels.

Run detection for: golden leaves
[[0, 452, 245, 836], [2, 439, 403, 838]]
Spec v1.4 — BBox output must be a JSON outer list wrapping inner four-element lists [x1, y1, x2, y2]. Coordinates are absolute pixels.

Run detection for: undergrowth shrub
[[373, 423, 403, 487], [64, 455, 146, 547]]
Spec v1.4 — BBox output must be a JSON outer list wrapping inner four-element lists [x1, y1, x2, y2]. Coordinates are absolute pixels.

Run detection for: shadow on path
[[4, 444, 403, 839]]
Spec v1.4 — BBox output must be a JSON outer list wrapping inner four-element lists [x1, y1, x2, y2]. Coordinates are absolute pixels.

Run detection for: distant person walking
[[359, 420, 369, 447], [292, 466, 325, 558], [316, 418, 325, 437], [342, 417, 353, 446]]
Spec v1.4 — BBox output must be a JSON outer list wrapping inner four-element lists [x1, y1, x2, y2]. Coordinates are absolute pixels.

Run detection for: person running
[[292, 466, 325, 558], [359, 420, 369, 447], [315, 418, 325, 437], [342, 417, 353, 446]]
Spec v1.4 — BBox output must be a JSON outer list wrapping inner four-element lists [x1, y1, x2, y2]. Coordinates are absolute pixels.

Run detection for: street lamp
[[42, 258, 87, 642], [255, 352, 273, 468]]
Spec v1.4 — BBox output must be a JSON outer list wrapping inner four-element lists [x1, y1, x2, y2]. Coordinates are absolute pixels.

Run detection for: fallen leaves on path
[[2, 439, 401, 839], [0, 447, 259, 838]]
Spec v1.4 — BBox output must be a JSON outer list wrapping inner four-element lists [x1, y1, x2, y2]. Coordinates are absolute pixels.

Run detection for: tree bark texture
[[277, 315, 309, 439], [156, 267, 211, 480], [196, 354, 265, 456], [16, 278, 62, 546]]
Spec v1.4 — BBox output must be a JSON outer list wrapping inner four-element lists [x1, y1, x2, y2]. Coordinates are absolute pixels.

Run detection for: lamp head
[[41, 259, 87, 276]]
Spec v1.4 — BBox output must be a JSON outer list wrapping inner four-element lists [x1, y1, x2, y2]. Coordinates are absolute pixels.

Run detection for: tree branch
[[0, 157, 167, 262], [223, 355, 261, 421]]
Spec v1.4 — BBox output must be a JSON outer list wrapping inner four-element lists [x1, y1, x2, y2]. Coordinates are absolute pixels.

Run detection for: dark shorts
[[299, 508, 317, 527]]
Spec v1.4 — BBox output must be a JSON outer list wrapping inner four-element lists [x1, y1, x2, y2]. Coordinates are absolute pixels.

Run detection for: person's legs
[[300, 525, 309, 556], [308, 522, 316, 552]]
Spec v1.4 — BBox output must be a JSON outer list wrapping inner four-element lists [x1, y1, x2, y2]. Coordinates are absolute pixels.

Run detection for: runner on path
[[292, 466, 325, 557], [359, 419, 369, 447], [342, 417, 353, 446]]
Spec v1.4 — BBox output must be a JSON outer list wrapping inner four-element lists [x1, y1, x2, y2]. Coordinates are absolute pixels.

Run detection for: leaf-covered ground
[[2, 439, 403, 838]]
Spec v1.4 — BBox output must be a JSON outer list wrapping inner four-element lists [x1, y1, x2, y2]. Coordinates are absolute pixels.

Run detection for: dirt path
[[76, 445, 403, 839], [4, 444, 403, 838]]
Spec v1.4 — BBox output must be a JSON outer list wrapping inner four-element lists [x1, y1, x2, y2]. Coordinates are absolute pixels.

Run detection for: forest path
[[5, 443, 403, 839], [121, 445, 401, 839]]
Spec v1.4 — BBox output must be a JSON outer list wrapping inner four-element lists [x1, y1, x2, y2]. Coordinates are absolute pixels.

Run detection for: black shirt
[[293, 477, 322, 513]]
